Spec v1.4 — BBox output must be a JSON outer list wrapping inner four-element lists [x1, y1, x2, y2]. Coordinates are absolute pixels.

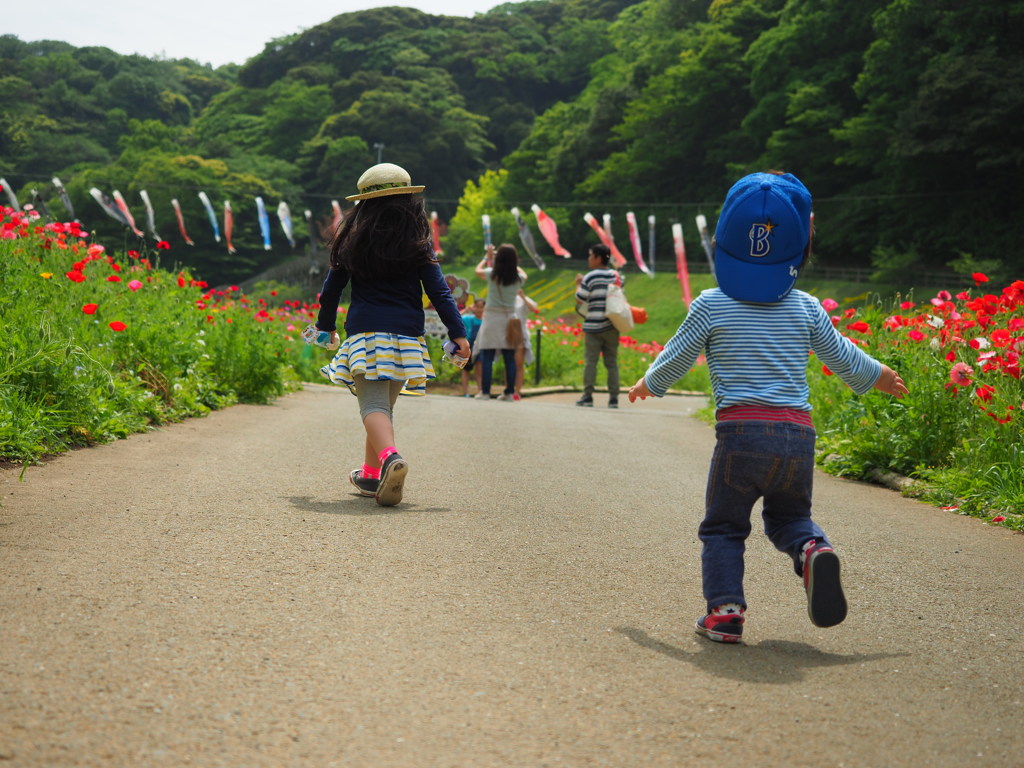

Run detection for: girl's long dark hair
[[330, 194, 434, 280], [491, 243, 520, 286]]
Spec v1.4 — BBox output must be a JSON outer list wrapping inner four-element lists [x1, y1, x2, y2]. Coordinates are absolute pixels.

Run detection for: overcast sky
[[6, 0, 509, 68]]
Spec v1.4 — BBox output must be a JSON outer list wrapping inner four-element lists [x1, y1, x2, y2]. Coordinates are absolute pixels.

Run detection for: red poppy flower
[[821, 365, 834, 376], [66, 270, 86, 283], [156, 240, 171, 250], [975, 384, 995, 402], [972, 272, 989, 286], [900, 301, 915, 310], [82, 303, 98, 315], [107, 275, 121, 282], [846, 321, 871, 333], [177, 276, 186, 288], [908, 330, 925, 341], [992, 515, 1006, 523], [128, 250, 140, 259], [109, 321, 127, 332]]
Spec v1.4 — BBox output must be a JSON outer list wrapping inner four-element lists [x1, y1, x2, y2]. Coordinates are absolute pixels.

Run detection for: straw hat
[[345, 163, 425, 201]]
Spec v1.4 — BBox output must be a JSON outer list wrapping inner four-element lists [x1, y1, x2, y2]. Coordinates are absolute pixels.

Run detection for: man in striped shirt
[[575, 243, 622, 408], [628, 171, 908, 644]]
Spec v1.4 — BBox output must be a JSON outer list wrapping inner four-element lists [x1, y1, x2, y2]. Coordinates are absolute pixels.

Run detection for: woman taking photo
[[473, 243, 527, 401]]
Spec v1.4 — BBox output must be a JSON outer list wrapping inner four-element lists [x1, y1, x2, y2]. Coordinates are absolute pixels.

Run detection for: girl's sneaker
[[802, 539, 848, 627], [375, 452, 408, 507], [695, 603, 745, 643], [349, 469, 378, 497]]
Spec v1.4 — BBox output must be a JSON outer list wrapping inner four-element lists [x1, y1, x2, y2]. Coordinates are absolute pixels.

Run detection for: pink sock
[[361, 463, 380, 480], [378, 446, 398, 465]]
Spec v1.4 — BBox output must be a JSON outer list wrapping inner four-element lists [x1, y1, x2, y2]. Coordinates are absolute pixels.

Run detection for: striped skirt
[[320, 332, 436, 396]]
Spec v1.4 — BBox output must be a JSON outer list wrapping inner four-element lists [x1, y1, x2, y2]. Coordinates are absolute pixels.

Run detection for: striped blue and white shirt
[[576, 268, 622, 333], [645, 288, 882, 410]]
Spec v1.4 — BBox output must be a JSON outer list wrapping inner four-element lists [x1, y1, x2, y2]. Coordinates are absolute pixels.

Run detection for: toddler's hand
[[628, 377, 651, 403], [874, 365, 908, 398]]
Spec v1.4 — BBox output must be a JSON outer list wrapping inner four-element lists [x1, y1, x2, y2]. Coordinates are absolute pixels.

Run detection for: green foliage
[[4, 0, 1023, 286], [0, 210, 322, 463]]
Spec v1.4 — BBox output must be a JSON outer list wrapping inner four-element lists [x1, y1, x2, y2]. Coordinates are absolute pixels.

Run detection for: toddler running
[[629, 171, 907, 642]]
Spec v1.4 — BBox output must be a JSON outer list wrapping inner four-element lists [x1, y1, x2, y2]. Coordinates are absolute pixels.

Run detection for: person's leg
[[700, 422, 768, 611], [356, 376, 403, 467], [581, 332, 600, 400], [479, 349, 495, 395], [760, 422, 825, 573], [501, 349, 517, 396], [600, 327, 620, 402], [760, 422, 845, 627], [514, 345, 525, 396]]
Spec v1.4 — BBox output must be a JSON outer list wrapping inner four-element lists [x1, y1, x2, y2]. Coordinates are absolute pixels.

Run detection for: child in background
[[629, 171, 907, 642], [314, 163, 469, 507], [460, 299, 484, 397]]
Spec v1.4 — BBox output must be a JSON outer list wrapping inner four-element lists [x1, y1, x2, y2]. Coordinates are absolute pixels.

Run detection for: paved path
[[2, 386, 1022, 767]]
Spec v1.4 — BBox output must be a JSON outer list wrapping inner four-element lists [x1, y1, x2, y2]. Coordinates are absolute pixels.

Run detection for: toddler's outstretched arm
[[628, 376, 652, 403], [873, 364, 908, 398]]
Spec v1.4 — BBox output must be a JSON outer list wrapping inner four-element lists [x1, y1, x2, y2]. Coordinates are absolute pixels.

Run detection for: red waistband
[[716, 405, 814, 427]]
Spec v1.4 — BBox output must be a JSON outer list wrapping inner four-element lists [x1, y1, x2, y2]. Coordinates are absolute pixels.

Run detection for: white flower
[[927, 315, 945, 329]]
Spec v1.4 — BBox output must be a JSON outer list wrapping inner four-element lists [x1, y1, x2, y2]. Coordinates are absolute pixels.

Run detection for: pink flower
[[936, 290, 952, 301], [900, 301, 915, 310], [821, 298, 838, 312], [128, 280, 143, 291], [908, 330, 925, 341], [949, 363, 973, 386]]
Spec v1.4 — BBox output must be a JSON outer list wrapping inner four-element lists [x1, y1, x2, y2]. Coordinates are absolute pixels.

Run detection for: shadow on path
[[616, 627, 909, 684], [285, 495, 451, 516]]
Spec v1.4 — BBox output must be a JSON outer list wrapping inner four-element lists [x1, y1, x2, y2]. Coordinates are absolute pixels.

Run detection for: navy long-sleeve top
[[316, 259, 467, 342]]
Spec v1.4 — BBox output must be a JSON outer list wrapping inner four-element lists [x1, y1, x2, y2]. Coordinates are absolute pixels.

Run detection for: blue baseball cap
[[713, 172, 812, 303]]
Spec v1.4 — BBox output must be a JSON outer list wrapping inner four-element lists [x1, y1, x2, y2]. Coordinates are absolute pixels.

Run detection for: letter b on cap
[[748, 223, 772, 258]]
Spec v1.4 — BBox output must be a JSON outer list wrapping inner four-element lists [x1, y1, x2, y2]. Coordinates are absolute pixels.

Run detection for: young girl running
[[313, 163, 469, 506]]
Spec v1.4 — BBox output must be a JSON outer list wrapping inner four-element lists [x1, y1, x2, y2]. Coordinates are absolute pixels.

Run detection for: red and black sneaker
[[349, 469, 378, 497], [695, 603, 745, 643], [375, 452, 409, 507], [802, 540, 848, 627]]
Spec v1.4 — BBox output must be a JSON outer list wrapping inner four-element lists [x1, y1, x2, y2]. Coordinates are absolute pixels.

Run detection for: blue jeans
[[700, 420, 829, 611], [480, 348, 516, 396]]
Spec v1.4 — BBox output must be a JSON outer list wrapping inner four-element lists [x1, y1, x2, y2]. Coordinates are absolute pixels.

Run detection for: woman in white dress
[[473, 243, 527, 400]]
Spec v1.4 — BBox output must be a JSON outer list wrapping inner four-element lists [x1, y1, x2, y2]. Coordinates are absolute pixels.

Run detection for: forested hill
[[2, 0, 1022, 286]]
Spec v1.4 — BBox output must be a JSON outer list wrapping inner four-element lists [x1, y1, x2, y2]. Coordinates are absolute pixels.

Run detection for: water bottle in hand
[[442, 340, 468, 368], [302, 324, 339, 350]]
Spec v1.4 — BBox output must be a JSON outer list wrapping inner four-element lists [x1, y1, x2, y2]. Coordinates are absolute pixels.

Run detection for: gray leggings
[[353, 374, 403, 422]]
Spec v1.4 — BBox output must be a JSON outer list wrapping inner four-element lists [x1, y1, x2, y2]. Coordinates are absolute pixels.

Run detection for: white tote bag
[[604, 275, 633, 333]]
